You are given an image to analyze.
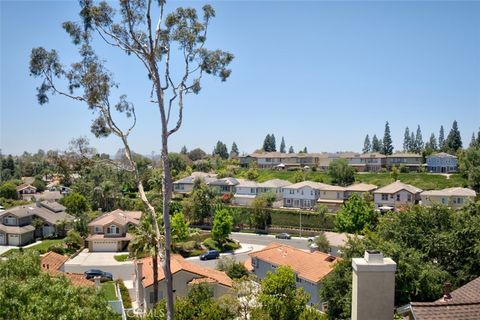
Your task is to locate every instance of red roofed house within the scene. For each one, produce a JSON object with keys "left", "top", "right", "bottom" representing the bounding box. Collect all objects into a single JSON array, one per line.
[
  {"left": 41, "top": 251, "right": 94, "bottom": 287},
  {"left": 134, "top": 254, "right": 233, "bottom": 312},
  {"left": 245, "top": 242, "right": 337, "bottom": 310},
  {"left": 86, "top": 209, "right": 142, "bottom": 252}
]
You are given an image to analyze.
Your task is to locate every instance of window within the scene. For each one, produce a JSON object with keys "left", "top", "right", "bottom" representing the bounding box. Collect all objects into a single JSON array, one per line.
[
  {"left": 407, "top": 194, "right": 412, "bottom": 202},
  {"left": 396, "top": 194, "right": 400, "bottom": 201},
  {"left": 311, "top": 190, "right": 313, "bottom": 196},
  {"left": 337, "top": 192, "right": 340, "bottom": 199},
  {"left": 442, "top": 197, "right": 447, "bottom": 204},
  {"left": 457, "top": 197, "right": 464, "bottom": 204},
  {"left": 290, "top": 190, "right": 294, "bottom": 194},
  {"left": 390, "top": 194, "right": 394, "bottom": 199},
  {"left": 95, "top": 226, "right": 101, "bottom": 233},
  {"left": 250, "top": 188, "right": 255, "bottom": 194},
  {"left": 252, "top": 258, "right": 258, "bottom": 268},
  {"left": 295, "top": 275, "right": 302, "bottom": 283},
  {"left": 286, "top": 199, "right": 291, "bottom": 204},
  {"left": 381, "top": 194, "right": 388, "bottom": 201},
  {"left": 271, "top": 264, "right": 277, "bottom": 269}
]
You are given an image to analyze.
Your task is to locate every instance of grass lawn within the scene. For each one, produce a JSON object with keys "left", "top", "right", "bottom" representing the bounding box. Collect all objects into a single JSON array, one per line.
[
  {"left": 235, "top": 169, "right": 468, "bottom": 190},
  {"left": 114, "top": 254, "right": 129, "bottom": 262},
  {"left": 100, "top": 281, "right": 117, "bottom": 301},
  {"left": 1, "top": 239, "right": 65, "bottom": 257}
]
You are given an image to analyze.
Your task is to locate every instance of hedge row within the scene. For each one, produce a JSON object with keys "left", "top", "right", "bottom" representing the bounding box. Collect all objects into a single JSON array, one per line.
[{"left": 226, "top": 205, "right": 335, "bottom": 230}]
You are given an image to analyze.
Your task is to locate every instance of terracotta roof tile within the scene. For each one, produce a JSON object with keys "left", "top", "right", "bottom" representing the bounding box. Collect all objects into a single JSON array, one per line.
[
  {"left": 249, "top": 242, "right": 337, "bottom": 283},
  {"left": 41, "top": 251, "right": 69, "bottom": 271},
  {"left": 136, "top": 254, "right": 232, "bottom": 288}
]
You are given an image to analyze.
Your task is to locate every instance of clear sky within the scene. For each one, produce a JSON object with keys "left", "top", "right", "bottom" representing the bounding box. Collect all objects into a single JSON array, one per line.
[{"left": 1, "top": 0, "right": 479, "bottom": 156}]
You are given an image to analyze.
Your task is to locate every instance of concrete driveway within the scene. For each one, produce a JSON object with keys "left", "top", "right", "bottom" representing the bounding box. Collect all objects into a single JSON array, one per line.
[
  {"left": 64, "top": 249, "right": 134, "bottom": 281},
  {"left": 0, "top": 245, "right": 17, "bottom": 256}
]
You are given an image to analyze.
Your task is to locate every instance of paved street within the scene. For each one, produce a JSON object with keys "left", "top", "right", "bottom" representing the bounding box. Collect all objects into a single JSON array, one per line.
[{"left": 64, "top": 250, "right": 134, "bottom": 280}]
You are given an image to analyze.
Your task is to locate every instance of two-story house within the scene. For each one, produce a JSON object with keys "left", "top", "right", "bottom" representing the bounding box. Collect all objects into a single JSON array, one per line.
[
  {"left": 233, "top": 180, "right": 260, "bottom": 206},
  {"left": 246, "top": 242, "right": 337, "bottom": 309},
  {"left": 0, "top": 201, "right": 73, "bottom": 246},
  {"left": 426, "top": 152, "right": 458, "bottom": 173},
  {"left": 283, "top": 181, "right": 331, "bottom": 209},
  {"left": 421, "top": 187, "right": 476, "bottom": 208},
  {"left": 317, "top": 185, "right": 347, "bottom": 211},
  {"left": 257, "top": 179, "right": 292, "bottom": 199},
  {"left": 386, "top": 153, "right": 423, "bottom": 171},
  {"left": 208, "top": 177, "right": 240, "bottom": 194},
  {"left": 134, "top": 254, "right": 232, "bottom": 312},
  {"left": 344, "top": 183, "right": 378, "bottom": 199},
  {"left": 173, "top": 172, "right": 217, "bottom": 194},
  {"left": 350, "top": 153, "right": 387, "bottom": 172},
  {"left": 86, "top": 209, "right": 142, "bottom": 252},
  {"left": 373, "top": 181, "right": 423, "bottom": 210}
]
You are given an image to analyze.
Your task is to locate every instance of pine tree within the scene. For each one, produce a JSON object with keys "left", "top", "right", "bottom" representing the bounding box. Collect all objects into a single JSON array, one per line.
[
  {"left": 363, "top": 135, "right": 371, "bottom": 153},
  {"left": 288, "top": 146, "right": 294, "bottom": 153},
  {"left": 379, "top": 139, "right": 384, "bottom": 154},
  {"left": 382, "top": 121, "right": 393, "bottom": 155},
  {"left": 410, "top": 132, "right": 416, "bottom": 152},
  {"left": 469, "top": 133, "right": 476, "bottom": 148},
  {"left": 446, "top": 120, "right": 462, "bottom": 153},
  {"left": 230, "top": 142, "right": 239, "bottom": 157},
  {"left": 303, "top": 147, "right": 308, "bottom": 153},
  {"left": 280, "top": 137, "right": 286, "bottom": 153},
  {"left": 428, "top": 133, "right": 438, "bottom": 151},
  {"left": 414, "top": 125, "right": 424, "bottom": 153},
  {"left": 213, "top": 141, "right": 229, "bottom": 159},
  {"left": 403, "top": 127, "right": 410, "bottom": 152},
  {"left": 270, "top": 134, "right": 277, "bottom": 152},
  {"left": 180, "top": 146, "right": 187, "bottom": 154},
  {"left": 439, "top": 125, "right": 445, "bottom": 150},
  {"left": 372, "top": 135, "right": 380, "bottom": 152},
  {"left": 263, "top": 134, "right": 271, "bottom": 152}
]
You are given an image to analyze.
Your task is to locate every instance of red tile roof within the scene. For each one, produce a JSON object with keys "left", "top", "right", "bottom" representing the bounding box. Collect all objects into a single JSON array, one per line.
[
  {"left": 248, "top": 242, "right": 337, "bottom": 283},
  {"left": 41, "top": 251, "right": 69, "bottom": 271},
  {"left": 136, "top": 254, "right": 232, "bottom": 288}
]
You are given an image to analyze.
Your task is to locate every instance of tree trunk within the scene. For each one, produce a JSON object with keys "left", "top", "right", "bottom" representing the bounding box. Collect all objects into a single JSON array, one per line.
[{"left": 152, "top": 251, "right": 158, "bottom": 305}]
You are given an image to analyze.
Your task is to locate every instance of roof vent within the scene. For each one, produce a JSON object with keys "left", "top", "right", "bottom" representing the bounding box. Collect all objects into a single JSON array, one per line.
[{"left": 364, "top": 250, "right": 384, "bottom": 263}]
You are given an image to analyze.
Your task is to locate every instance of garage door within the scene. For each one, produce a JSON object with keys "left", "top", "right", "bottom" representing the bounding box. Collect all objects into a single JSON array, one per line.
[
  {"left": 8, "top": 234, "right": 20, "bottom": 246},
  {"left": 91, "top": 240, "right": 118, "bottom": 252},
  {"left": 0, "top": 233, "right": 5, "bottom": 245}
]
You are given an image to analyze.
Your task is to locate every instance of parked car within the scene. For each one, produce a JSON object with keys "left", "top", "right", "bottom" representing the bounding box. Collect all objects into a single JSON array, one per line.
[
  {"left": 84, "top": 269, "right": 113, "bottom": 281},
  {"left": 275, "top": 233, "right": 291, "bottom": 239},
  {"left": 200, "top": 250, "right": 220, "bottom": 260}
]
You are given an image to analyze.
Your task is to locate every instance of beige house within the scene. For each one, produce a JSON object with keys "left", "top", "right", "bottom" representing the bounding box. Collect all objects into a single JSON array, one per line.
[
  {"left": 16, "top": 183, "right": 37, "bottom": 195},
  {"left": 0, "top": 202, "right": 73, "bottom": 246},
  {"left": 245, "top": 242, "right": 337, "bottom": 309},
  {"left": 134, "top": 254, "right": 233, "bottom": 312},
  {"left": 173, "top": 172, "right": 217, "bottom": 194},
  {"left": 345, "top": 183, "right": 378, "bottom": 198},
  {"left": 317, "top": 185, "right": 347, "bottom": 211},
  {"left": 386, "top": 153, "right": 423, "bottom": 171},
  {"left": 373, "top": 181, "right": 422, "bottom": 210},
  {"left": 86, "top": 209, "right": 142, "bottom": 252},
  {"left": 421, "top": 187, "right": 476, "bottom": 208}
]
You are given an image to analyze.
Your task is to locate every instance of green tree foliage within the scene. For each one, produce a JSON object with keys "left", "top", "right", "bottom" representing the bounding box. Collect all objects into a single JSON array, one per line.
[
  {"left": 280, "top": 137, "right": 286, "bottom": 153},
  {"left": 213, "top": 141, "right": 229, "bottom": 160},
  {"left": 251, "top": 193, "right": 275, "bottom": 229},
  {"left": 314, "top": 231, "right": 330, "bottom": 253},
  {"left": 458, "top": 146, "right": 480, "bottom": 192},
  {"left": 391, "top": 165, "right": 400, "bottom": 180},
  {"left": 188, "top": 148, "right": 207, "bottom": 161},
  {"left": 403, "top": 127, "right": 410, "bottom": 151},
  {"left": 327, "top": 159, "right": 355, "bottom": 186},
  {"left": 0, "top": 252, "right": 117, "bottom": 320},
  {"left": 216, "top": 256, "right": 248, "bottom": 279},
  {"left": 60, "top": 192, "right": 89, "bottom": 216},
  {"left": 230, "top": 142, "right": 239, "bottom": 158},
  {"left": 0, "top": 182, "right": 18, "bottom": 199},
  {"left": 335, "top": 193, "right": 377, "bottom": 234},
  {"left": 322, "top": 203, "right": 480, "bottom": 319},
  {"left": 413, "top": 125, "right": 424, "bottom": 153},
  {"left": 171, "top": 212, "right": 189, "bottom": 243},
  {"left": 288, "top": 146, "right": 295, "bottom": 154},
  {"left": 64, "top": 229, "right": 84, "bottom": 250},
  {"left": 425, "top": 133, "right": 438, "bottom": 152},
  {"left": 362, "top": 134, "right": 371, "bottom": 153},
  {"left": 258, "top": 266, "right": 309, "bottom": 320},
  {"left": 293, "top": 171, "right": 306, "bottom": 183},
  {"left": 182, "top": 180, "right": 217, "bottom": 224},
  {"left": 32, "top": 177, "right": 46, "bottom": 192},
  {"left": 180, "top": 146, "right": 188, "bottom": 155},
  {"left": 146, "top": 283, "right": 235, "bottom": 320},
  {"left": 168, "top": 153, "right": 190, "bottom": 178},
  {"left": 445, "top": 120, "right": 463, "bottom": 153},
  {"left": 371, "top": 134, "right": 381, "bottom": 153},
  {"left": 439, "top": 125, "right": 445, "bottom": 150},
  {"left": 262, "top": 134, "right": 277, "bottom": 152},
  {"left": 382, "top": 121, "right": 393, "bottom": 155},
  {"left": 212, "top": 208, "right": 233, "bottom": 245}
]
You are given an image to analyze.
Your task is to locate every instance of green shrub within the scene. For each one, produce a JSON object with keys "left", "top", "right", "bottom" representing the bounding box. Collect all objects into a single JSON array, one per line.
[
  {"left": 48, "top": 244, "right": 66, "bottom": 255},
  {"left": 203, "top": 238, "right": 220, "bottom": 251},
  {"left": 116, "top": 280, "right": 132, "bottom": 308}
]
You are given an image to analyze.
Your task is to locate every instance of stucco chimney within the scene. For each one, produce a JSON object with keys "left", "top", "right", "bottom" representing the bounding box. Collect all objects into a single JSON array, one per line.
[
  {"left": 351, "top": 250, "right": 396, "bottom": 320},
  {"left": 136, "top": 260, "right": 144, "bottom": 306}
]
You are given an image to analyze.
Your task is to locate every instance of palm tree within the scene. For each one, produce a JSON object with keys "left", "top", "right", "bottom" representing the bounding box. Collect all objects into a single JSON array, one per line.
[{"left": 129, "top": 214, "right": 163, "bottom": 306}]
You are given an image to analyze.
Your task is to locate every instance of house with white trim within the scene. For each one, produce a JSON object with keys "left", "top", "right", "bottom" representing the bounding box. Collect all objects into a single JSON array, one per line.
[
  {"left": 282, "top": 181, "right": 331, "bottom": 209},
  {"left": 373, "top": 181, "right": 422, "bottom": 210},
  {"left": 421, "top": 187, "right": 476, "bottom": 209},
  {"left": 426, "top": 152, "right": 457, "bottom": 173}
]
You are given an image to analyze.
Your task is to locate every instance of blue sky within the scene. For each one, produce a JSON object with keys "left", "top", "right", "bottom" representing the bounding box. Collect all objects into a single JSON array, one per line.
[{"left": 1, "top": 1, "right": 479, "bottom": 156}]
